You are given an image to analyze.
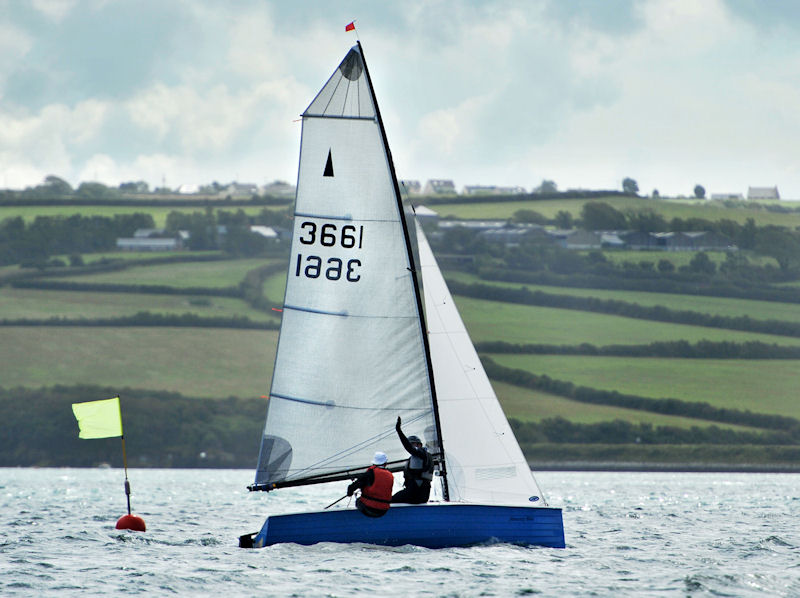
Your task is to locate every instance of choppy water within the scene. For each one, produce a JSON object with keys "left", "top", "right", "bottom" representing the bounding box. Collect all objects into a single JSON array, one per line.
[{"left": 1, "top": 469, "right": 798, "bottom": 596}]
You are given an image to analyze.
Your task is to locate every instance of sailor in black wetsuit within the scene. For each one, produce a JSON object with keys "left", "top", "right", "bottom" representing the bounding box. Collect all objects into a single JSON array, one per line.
[{"left": 391, "top": 416, "right": 434, "bottom": 504}]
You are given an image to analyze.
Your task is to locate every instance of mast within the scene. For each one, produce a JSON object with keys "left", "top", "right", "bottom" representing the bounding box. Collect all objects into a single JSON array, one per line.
[{"left": 356, "top": 41, "right": 450, "bottom": 501}]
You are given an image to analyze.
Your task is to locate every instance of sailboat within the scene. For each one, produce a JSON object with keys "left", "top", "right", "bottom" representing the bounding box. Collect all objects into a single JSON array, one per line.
[{"left": 240, "top": 42, "right": 564, "bottom": 549}]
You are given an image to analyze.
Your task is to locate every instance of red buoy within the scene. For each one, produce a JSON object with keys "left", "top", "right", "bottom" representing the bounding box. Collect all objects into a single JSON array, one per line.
[{"left": 116, "top": 514, "right": 146, "bottom": 532}]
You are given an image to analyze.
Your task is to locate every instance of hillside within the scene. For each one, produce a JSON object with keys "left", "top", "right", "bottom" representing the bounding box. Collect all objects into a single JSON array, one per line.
[{"left": 1, "top": 193, "right": 800, "bottom": 469}]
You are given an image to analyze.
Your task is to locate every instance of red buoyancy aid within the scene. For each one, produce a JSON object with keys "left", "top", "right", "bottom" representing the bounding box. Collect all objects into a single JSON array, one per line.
[{"left": 359, "top": 466, "right": 394, "bottom": 511}]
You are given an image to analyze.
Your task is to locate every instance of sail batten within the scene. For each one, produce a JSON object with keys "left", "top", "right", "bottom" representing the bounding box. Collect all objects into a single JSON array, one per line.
[
  {"left": 281, "top": 305, "right": 349, "bottom": 317},
  {"left": 303, "top": 114, "right": 377, "bottom": 122},
  {"left": 293, "top": 213, "right": 401, "bottom": 223},
  {"left": 270, "top": 393, "right": 428, "bottom": 412}
]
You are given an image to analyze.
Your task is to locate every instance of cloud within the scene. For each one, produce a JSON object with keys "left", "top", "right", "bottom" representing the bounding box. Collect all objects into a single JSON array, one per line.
[
  {"left": 3, "top": 0, "right": 800, "bottom": 198},
  {"left": 31, "top": 0, "right": 77, "bottom": 22},
  {"left": 0, "top": 98, "right": 111, "bottom": 187},
  {"left": 0, "top": 23, "right": 33, "bottom": 93}
]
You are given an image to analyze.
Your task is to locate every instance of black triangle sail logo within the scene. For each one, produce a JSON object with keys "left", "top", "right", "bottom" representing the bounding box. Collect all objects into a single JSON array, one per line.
[{"left": 323, "top": 149, "right": 334, "bottom": 177}]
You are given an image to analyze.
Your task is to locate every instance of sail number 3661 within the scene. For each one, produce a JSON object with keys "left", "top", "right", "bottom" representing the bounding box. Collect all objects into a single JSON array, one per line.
[
  {"left": 295, "top": 221, "right": 363, "bottom": 282},
  {"left": 299, "top": 222, "right": 363, "bottom": 249}
]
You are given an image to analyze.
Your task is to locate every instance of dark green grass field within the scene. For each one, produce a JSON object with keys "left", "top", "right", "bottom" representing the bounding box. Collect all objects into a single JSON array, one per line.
[
  {"left": 0, "top": 287, "right": 276, "bottom": 321},
  {"left": 451, "top": 295, "right": 800, "bottom": 346},
  {"left": 58, "top": 258, "right": 277, "bottom": 288},
  {"left": 490, "top": 354, "right": 800, "bottom": 419},
  {"left": 0, "top": 326, "right": 276, "bottom": 398},
  {"left": 491, "top": 381, "right": 761, "bottom": 431}
]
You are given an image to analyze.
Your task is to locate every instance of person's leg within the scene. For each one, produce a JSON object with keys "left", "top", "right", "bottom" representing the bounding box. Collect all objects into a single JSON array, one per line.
[
  {"left": 391, "top": 487, "right": 414, "bottom": 503},
  {"left": 356, "top": 498, "right": 387, "bottom": 517}
]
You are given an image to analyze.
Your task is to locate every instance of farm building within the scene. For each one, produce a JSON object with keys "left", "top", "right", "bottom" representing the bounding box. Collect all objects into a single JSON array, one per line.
[
  {"left": 424, "top": 179, "right": 457, "bottom": 195},
  {"left": 747, "top": 186, "right": 780, "bottom": 200}
]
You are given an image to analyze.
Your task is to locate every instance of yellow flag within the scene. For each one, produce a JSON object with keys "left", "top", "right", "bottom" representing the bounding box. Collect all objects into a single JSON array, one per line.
[{"left": 72, "top": 397, "right": 123, "bottom": 439}]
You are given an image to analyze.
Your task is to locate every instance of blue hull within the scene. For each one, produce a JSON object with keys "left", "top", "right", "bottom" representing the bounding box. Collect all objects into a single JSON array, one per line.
[{"left": 250, "top": 503, "right": 565, "bottom": 549}]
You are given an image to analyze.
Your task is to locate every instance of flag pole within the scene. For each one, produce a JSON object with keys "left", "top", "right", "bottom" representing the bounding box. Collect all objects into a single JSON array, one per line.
[
  {"left": 121, "top": 434, "right": 131, "bottom": 516},
  {"left": 115, "top": 395, "right": 144, "bottom": 531}
]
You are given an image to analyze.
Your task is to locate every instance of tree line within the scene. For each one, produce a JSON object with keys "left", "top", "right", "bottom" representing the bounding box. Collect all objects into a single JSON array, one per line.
[
  {"left": 420, "top": 190, "right": 628, "bottom": 206},
  {"left": 0, "top": 385, "right": 264, "bottom": 468},
  {"left": 508, "top": 417, "right": 797, "bottom": 446},
  {"left": 0, "top": 312, "right": 277, "bottom": 329},
  {"left": 0, "top": 213, "right": 155, "bottom": 267},
  {"left": 479, "top": 266, "right": 800, "bottom": 304},
  {"left": 0, "top": 207, "right": 294, "bottom": 268},
  {"left": 0, "top": 175, "right": 293, "bottom": 204},
  {"left": 574, "top": 202, "right": 800, "bottom": 271},
  {"left": 433, "top": 201, "right": 800, "bottom": 277},
  {"left": 2, "top": 381, "right": 796, "bottom": 469}
]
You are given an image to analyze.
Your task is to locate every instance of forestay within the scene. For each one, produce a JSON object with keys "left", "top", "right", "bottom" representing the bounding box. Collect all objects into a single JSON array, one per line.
[
  {"left": 416, "top": 223, "right": 547, "bottom": 505},
  {"left": 255, "top": 46, "right": 438, "bottom": 487}
]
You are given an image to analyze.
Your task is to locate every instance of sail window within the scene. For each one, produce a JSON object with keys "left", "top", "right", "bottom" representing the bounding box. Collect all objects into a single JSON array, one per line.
[
  {"left": 339, "top": 50, "right": 363, "bottom": 81},
  {"left": 324, "top": 149, "right": 334, "bottom": 177},
  {"left": 256, "top": 436, "right": 293, "bottom": 483}
]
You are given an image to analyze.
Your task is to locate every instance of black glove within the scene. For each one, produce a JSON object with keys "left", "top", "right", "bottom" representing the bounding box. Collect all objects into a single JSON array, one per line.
[{"left": 347, "top": 484, "right": 355, "bottom": 496}]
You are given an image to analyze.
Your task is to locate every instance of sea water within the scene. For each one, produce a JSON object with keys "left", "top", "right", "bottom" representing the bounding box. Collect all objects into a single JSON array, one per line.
[{"left": 1, "top": 469, "right": 798, "bottom": 597}]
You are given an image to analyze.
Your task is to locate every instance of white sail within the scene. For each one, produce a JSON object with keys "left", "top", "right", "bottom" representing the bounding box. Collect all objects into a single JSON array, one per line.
[
  {"left": 255, "top": 46, "right": 437, "bottom": 486},
  {"left": 416, "top": 222, "right": 547, "bottom": 506}
]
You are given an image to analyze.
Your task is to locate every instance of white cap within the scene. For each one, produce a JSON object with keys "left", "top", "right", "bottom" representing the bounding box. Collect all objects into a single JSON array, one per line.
[{"left": 372, "top": 451, "right": 388, "bottom": 466}]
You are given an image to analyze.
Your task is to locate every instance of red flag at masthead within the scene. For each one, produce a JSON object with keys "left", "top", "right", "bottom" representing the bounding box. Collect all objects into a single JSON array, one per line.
[{"left": 345, "top": 21, "right": 356, "bottom": 32}]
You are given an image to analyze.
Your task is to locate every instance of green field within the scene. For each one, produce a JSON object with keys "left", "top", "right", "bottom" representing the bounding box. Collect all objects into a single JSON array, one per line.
[
  {"left": 490, "top": 354, "right": 800, "bottom": 419},
  {"left": 0, "top": 287, "right": 276, "bottom": 321},
  {"left": 0, "top": 327, "right": 276, "bottom": 398},
  {"left": 450, "top": 295, "right": 800, "bottom": 346},
  {"left": 444, "top": 271, "right": 800, "bottom": 323},
  {"left": 262, "top": 269, "right": 289, "bottom": 303},
  {"left": 265, "top": 269, "right": 800, "bottom": 340},
  {"left": 57, "top": 258, "right": 278, "bottom": 288},
  {"left": 493, "top": 381, "right": 758, "bottom": 431},
  {"left": 431, "top": 197, "right": 800, "bottom": 227}
]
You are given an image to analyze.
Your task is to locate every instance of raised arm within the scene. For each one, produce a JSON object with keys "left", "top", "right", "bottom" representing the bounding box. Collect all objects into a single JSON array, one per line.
[{"left": 396, "top": 417, "right": 425, "bottom": 458}]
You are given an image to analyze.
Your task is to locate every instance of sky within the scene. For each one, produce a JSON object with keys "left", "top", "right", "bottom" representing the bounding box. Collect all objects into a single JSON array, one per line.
[{"left": 2, "top": 0, "right": 800, "bottom": 198}]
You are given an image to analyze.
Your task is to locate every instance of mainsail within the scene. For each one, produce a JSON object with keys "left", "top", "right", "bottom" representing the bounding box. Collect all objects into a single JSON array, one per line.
[{"left": 254, "top": 44, "right": 440, "bottom": 489}]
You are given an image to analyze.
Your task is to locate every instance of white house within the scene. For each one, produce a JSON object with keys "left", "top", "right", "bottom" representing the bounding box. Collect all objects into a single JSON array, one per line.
[
  {"left": 424, "top": 179, "right": 457, "bottom": 195},
  {"left": 250, "top": 226, "right": 279, "bottom": 239},
  {"left": 747, "top": 186, "right": 780, "bottom": 200}
]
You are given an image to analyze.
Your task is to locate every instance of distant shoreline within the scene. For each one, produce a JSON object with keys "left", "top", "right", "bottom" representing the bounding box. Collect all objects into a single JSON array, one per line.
[{"left": 531, "top": 462, "right": 800, "bottom": 473}]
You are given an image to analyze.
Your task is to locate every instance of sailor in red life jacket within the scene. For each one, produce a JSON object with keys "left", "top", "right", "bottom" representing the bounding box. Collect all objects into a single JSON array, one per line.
[{"left": 347, "top": 451, "right": 394, "bottom": 518}]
